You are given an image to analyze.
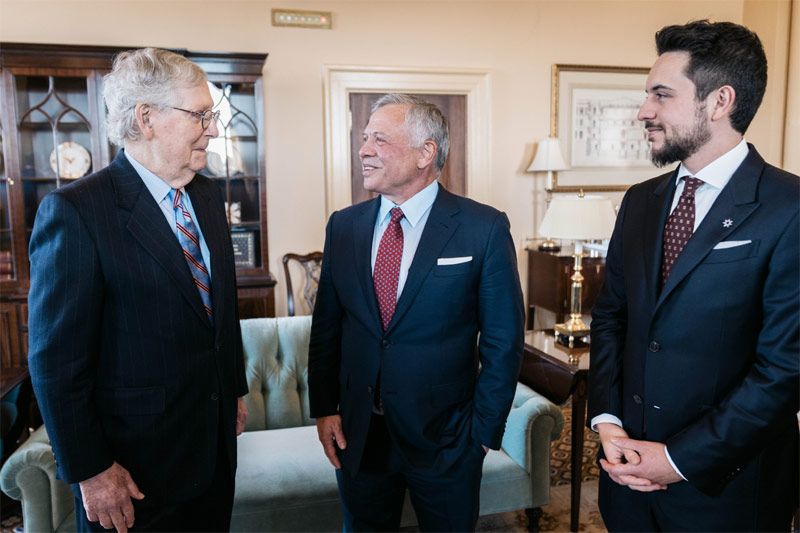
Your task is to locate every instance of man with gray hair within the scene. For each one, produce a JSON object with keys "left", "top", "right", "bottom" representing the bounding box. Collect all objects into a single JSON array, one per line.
[
  {"left": 28, "top": 47, "right": 248, "bottom": 532},
  {"left": 309, "top": 94, "right": 524, "bottom": 530}
]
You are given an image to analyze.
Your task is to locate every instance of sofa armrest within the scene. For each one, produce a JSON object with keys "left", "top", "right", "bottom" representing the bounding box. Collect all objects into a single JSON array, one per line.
[
  {"left": 0, "top": 425, "right": 74, "bottom": 533},
  {"left": 501, "top": 383, "right": 565, "bottom": 472}
]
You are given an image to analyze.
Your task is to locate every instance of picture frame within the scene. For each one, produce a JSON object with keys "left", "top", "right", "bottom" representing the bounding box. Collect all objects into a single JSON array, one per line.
[
  {"left": 550, "top": 64, "right": 663, "bottom": 192},
  {"left": 230, "top": 230, "right": 256, "bottom": 268}
]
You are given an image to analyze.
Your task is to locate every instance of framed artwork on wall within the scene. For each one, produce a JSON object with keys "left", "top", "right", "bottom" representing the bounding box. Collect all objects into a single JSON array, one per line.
[{"left": 550, "top": 64, "right": 668, "bottom": 192}]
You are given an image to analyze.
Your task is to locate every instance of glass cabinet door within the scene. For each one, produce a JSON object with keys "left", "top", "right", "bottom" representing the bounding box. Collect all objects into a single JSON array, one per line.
[
  {"left": 15, "top": 74, "right": 100, "bottom": 244},
  {"left": 207, "top": 81, "right": 263, "bottom": 270},
  {"left": 0, "top": 123, "right": 13, "bottom": 281}
]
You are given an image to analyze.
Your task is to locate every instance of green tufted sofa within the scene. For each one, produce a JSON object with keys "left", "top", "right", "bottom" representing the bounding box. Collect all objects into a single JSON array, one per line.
[{"left": 1, "top": 316, "right": 564, "bottom": 532}]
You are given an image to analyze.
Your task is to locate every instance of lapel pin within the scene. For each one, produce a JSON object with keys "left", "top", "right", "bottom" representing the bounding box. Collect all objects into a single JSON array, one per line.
[{"left": 722, "top": 218, "right": 733, "bottom": 228}]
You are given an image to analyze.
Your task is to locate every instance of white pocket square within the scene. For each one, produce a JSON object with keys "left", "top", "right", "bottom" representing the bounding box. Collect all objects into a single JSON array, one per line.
[
  {"left": 713, "top": 240, "right": 752, "bottom": 250},
  {"left": 437, "top": 256, "right": 472, "bottom": 266}
]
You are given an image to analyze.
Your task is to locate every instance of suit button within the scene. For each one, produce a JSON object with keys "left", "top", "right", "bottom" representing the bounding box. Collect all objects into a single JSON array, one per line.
[
  {"left": 633, "top": 394, "right": 643, "bottom": 404},
  {"left": 648, "top": 341, "right": 660, "bottom": 352},
  {"left": 381, "top": 339, "right": 390, "bottom": 348},
  {"left": 211, "top": 393, "right": 219, "bottom": 401}
]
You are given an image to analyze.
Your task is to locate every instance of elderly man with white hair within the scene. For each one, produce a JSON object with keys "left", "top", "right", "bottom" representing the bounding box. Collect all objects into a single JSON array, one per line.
[{"left": 28, "top": 47, "right": 248, "bottom": 532}]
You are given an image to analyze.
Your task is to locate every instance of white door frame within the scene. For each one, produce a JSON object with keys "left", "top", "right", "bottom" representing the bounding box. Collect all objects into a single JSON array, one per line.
[{"left": 322, "top": 65, "right": 492, "bottom": 215}]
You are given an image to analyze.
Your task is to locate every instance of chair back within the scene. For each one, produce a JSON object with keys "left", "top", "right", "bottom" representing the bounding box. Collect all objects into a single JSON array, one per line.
[
  {"left": 240, "top": 316, "right": 314, "bottom": 431},
  {"left": 282, "top": 252, "right": 323, "bottom": 316}
]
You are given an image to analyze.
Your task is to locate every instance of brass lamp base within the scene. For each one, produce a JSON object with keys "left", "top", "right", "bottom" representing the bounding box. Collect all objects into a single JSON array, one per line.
[
  {"left": 555, "top": 317, "right": 590, "bottom": 349},
  {"left": 538, "top": 238, "right": 561, "bottom": 253}
]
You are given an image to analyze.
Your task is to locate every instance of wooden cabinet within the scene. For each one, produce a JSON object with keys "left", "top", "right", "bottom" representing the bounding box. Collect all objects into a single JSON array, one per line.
[
  {"left": 0, "top": 43, "right": 275, "bottom": 366},
  {"left": 525, "top": 247, "right": 605, "bottom": 330}
]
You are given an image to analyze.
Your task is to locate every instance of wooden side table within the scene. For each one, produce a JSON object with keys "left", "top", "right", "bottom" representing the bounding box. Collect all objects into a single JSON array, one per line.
[
  {"left": 520, "top": 330, "right": 590, "bottom": 533},
  {"left": 526, "top": 247, "right": 605, "bottom": 330}
]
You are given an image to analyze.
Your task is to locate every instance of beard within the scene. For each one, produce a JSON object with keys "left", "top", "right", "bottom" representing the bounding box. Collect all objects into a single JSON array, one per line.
[{"left": 648, "top": 104, "right": 712, "bottom": 167}]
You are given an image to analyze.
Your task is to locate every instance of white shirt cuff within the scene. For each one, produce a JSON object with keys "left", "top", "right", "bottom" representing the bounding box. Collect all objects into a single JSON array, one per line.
[
  {"left": 590, "top": 413, "right": 623, "bottom": 431},
  {"left": 664, "top": 446, "right": 688, "bottom": 481}
]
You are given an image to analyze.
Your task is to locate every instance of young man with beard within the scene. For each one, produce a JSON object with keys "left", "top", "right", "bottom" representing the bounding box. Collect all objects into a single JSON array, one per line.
[{"left": 587, "top": 20, "right": 799, "bottom": 531}]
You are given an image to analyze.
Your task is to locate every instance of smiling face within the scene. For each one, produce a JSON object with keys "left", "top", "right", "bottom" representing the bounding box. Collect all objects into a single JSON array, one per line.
[
  {"left": 147, "top": 83, "right": 219, "bottom": 188},
  {"left": 358, "top": 103, "right": 434, "bottom": 204},
  {"left": 638, "top": 51, "right": 712, "bottom": 167}
]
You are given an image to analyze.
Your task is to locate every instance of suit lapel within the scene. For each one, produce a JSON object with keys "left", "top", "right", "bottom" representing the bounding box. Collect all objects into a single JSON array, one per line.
[
  {"left": 656, "top": 145, "right": 763, "bottom": 309},
  {"left": 387, "top": 187, "right": 459, "bottom": 333},
  {"left": 353, "top": 197, "right": 383, "bottom": 332},
  {"left": 187, "top": 178, "right": 225, "bottom": 335},
  {"left": 113, "top": 152, "right": 212, "bottom": 327}
]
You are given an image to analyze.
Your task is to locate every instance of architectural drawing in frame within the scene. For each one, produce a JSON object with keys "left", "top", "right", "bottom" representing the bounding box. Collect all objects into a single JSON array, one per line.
[{"left": 550, "top": 64, "right": 670, "bottom": 192}]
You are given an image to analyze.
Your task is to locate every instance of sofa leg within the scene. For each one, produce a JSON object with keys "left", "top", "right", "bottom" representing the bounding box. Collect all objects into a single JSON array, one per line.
[{"left": 525, "top": 507, "right": 542, "bottom": 533}]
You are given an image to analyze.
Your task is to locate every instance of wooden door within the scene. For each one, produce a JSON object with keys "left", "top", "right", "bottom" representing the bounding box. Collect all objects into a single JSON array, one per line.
[{"left": 349, "top": 93, "right": 466, "bottom": 205}]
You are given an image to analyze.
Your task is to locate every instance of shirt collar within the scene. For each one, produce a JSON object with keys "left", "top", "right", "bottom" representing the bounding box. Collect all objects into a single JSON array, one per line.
[
  {"left": 378, "top": 180, "right": 439, "bottom": 228},
  {"left": 124, "top": 149, "right": 175, "bottom": 204},
  {"left": 675, "top": 139, "right": 749, "bottom": 190}
]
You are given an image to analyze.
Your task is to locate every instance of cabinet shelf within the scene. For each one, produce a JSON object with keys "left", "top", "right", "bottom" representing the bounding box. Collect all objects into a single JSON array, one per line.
[
  {"left": 19, "top": 175, "right": 85, "bottom": 182},
  {"left": 18, "top": 121, "right": 92, "bottom": 132}
]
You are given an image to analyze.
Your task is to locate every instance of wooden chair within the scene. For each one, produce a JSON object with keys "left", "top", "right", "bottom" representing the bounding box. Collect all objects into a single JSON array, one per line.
[{"left": 282, "top": 252, "right": 323, "bottom": 316}]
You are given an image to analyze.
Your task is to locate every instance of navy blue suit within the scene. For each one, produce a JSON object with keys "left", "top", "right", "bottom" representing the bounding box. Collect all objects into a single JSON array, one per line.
[
  {"left": 309, "top": 186, "right": 524, "bottom": 529},
  {"left": 28, "top": 152, "right": 247, "bottom": 528},
  {"left": 588, "top": 145, "right": 799, "bottom": 531}
]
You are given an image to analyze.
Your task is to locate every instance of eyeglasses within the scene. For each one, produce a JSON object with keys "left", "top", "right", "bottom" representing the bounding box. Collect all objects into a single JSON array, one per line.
[{"left": 169, "top": 107, "right": 220, "bottom": 130}]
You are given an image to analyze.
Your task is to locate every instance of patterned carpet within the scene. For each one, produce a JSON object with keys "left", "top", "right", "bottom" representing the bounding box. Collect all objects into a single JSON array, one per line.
[
  {"left": 471, "top": 400, "right": 606, "bottom": 532},
  {"left": 549, "top": 400, "right": 601, "bottom": 486}
]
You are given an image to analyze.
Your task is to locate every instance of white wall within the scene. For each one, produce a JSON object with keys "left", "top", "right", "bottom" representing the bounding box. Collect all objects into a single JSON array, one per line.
[{"left": 3, "top": 0, "right": 791, "bottom": 316}]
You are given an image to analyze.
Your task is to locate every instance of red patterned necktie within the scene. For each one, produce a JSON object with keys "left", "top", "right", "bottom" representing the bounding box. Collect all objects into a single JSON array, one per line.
[
  {"left": 662, "top": 176, "right": 704, "bottom": 284},
  {"left": 373, "top": 207, "right": 405, "bottom": 331},
  {"left": 171, "top": 189, "right": 213, "bottom": 322}
]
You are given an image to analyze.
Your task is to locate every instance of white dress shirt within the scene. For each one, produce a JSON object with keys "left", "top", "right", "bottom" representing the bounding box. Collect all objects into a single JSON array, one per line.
[
  {"left": 371, "top": 180, "right": 439, "bottom": 298},
  {"left": 125, "top": 150, "right": 212, "bottom": 276},
  {"left": 590, "top": 139, "right": 750, "bottom": 480}
]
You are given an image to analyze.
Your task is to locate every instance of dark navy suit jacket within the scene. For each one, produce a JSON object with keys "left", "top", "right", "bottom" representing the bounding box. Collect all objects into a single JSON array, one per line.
[
  {"left": 589, "top": 145, "right": 799, "bottom": 508},
  {"left": 28, "top": 152, "right": 247, "bottom": 503},
  {"left": 308, "top": 186, "right": 524, "bottom": 474}
]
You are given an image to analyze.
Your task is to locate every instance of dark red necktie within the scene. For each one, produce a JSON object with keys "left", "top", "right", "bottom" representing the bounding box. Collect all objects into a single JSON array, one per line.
[
  {"left": 373, "top": 207, "right": 405, "bottom": 330},
  {"left": 662, "top": 176, "right": 704, "bottom": 284}
]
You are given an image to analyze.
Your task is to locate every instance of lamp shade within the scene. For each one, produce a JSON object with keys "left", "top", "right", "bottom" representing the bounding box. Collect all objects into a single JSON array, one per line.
[
  {"left": 538, "top": 195, "right": 617, "bottom": 240},
  {"left": 527, "top": 137, "right": 569, "bottom": 172}
]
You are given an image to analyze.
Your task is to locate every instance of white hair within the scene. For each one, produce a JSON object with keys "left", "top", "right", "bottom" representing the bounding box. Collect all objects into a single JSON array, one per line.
[
  {"left": 371, "top": 93, "right": 450, "bottom": 172},
  {"left": 103, "top": 48, "right": 207, "bottom": 146}
]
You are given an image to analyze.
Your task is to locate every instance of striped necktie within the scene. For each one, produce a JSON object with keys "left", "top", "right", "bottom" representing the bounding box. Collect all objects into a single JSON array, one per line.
[{"left": 171, "top": 188, "right": 213, "bottom": 322}]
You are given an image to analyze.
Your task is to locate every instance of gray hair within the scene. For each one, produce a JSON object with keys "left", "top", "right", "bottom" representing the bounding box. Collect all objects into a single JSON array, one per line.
[
  {"left": 103, "top": 48, "right": 207, "bottom": 146},
  {"left": 371, "top": 94, "right": 450, "bottom": 172}
]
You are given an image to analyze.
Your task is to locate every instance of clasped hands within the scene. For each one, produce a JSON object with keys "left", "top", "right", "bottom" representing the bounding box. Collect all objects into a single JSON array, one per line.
[{"left": 596, "top": 423, "right": 682, "bottom": 492}]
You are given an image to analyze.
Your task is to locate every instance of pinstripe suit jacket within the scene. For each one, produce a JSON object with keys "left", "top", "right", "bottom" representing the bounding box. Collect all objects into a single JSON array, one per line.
[{"left": 28, "top": 151, "right": 247, "bottom": 503}]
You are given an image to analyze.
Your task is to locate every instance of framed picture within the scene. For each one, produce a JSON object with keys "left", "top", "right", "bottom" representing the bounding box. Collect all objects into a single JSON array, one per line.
[
  {"left": 550, "top": 64, "right": 665, "bottom": 192},
  {"left": 231, "top": 230, "right": 256, "bottom": 268}
]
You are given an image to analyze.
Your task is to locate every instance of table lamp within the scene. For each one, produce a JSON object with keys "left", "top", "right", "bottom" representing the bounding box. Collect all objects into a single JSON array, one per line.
[
  {"left": 527, "top": 137, "right": 569, "bottom": 252},
  {"left": 538, "top": 194, "right": 616, "bottom": 346}
]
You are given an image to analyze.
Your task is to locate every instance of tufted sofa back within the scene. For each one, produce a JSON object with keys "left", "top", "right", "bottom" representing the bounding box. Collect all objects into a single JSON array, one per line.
[{"left": 240, "top": 316, "right": 314, "bottom": 431}]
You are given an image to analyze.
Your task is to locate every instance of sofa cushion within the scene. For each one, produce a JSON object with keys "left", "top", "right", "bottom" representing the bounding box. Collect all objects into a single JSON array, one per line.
[
  {"left": 232, "top": 424, "right": 535, "bottom": 530},
  {"left": 232, "top": 426, "right": 341, "bottom": 531},
  {"left": 241, "top": 317, "right": 314, "bottom": 431}
]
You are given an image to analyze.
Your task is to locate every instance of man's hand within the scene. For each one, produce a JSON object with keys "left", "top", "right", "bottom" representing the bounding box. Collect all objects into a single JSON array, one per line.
[
  {"left": 601, "top": 437, "right": 682, "bottom": 490},
  {"left": 596, "top": 423, "right": 665, "bottom": 492},
  {"left": 78, "top": 462, "right": 145, "bottom": 532},
  {"left": 315, "top": 414, "right": 347, "bottom": 469},
  {"left": 236, "top": 397, "right": 248, "bottom": 436}
]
